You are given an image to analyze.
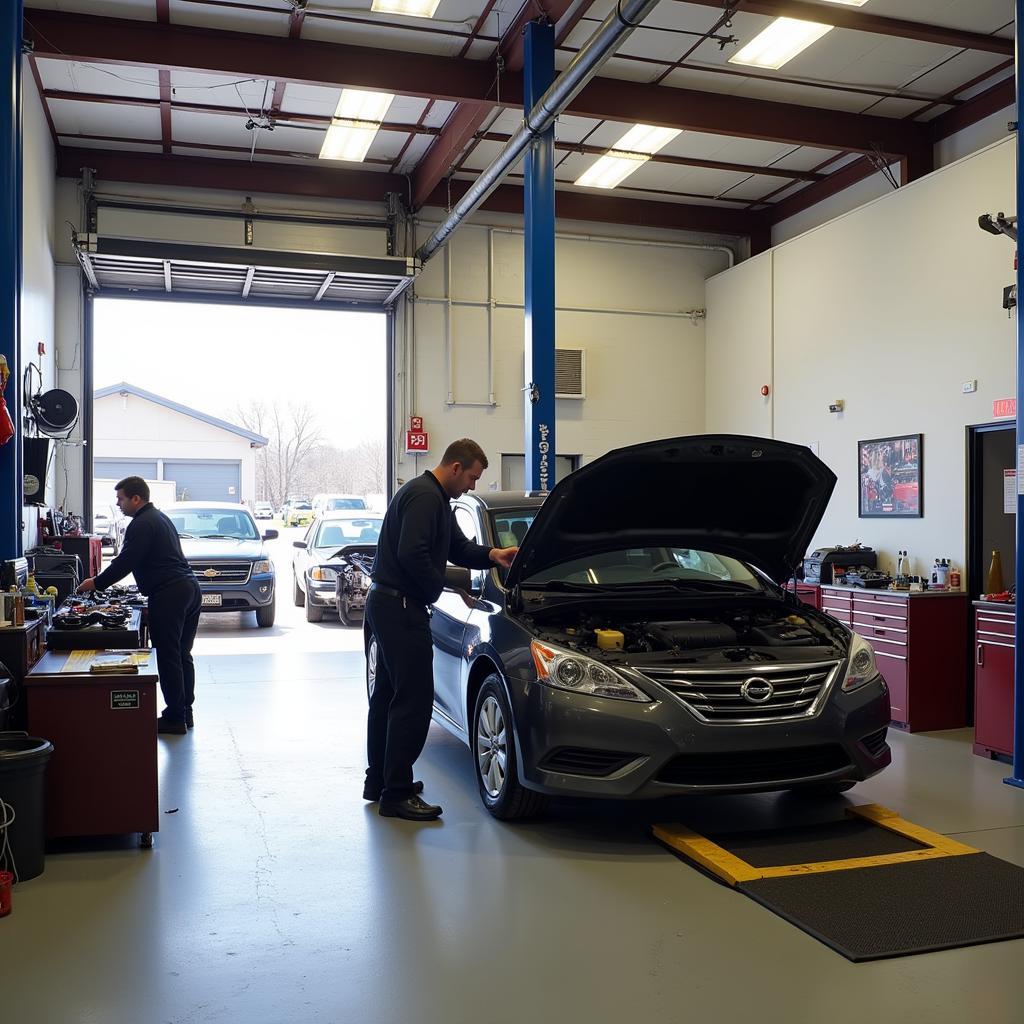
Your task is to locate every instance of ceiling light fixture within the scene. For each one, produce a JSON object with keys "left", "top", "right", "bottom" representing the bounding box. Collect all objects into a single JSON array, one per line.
[
  {"left": 575, "top": 123, "right": 681, "bottom": 189},
  {"left": 371, "top": 0, "right": 442, "bottom": 17},
  {"left": 319, "top": 89, "right": 395, "bottom": 163},
  {"left": 728, "top": 17, "right": 832, "bottom": 70},
  {"left": 821, "top": 0, "right": 869, "bottom": 5}
]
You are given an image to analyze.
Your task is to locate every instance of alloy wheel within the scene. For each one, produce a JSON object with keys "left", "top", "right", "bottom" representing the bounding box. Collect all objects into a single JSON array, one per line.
[
  {"left": 476, "top": 695, "right": 507, "bottom": 798},
  {"left": 366, "top": 638, "right": 377, "bottom": 700}
]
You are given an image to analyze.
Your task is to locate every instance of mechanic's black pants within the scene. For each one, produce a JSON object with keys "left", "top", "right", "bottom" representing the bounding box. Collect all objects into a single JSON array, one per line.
[
  {"left": 364, "top": 589, "right": 434, "bottom": 802},
  {"left": 148, "top": 577, "right": 203, "bottom": 723}
]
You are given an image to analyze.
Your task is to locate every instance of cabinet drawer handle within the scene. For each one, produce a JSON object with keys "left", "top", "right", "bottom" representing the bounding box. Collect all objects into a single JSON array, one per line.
[
  {"left": 977, "top": 644, "right": 984, "bottom": 667},
  {"left": 875, "top": 628, "right": 886, "bottom": 636},
  {"left": 873, "top": 615, "right": 884, "bottom": 621}
]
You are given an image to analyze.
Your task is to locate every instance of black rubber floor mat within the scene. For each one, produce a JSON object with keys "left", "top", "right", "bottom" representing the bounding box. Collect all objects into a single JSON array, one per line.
[
  {"left": 740, "top": 853, "right": 1024, "bottom": 961},
  {"left": 709, "top": 818, "right": 925, "bottom": 868}
]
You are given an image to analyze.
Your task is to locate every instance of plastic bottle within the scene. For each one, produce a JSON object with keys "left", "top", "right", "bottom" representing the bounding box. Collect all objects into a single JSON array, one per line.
[
  {"left": 26, "top": 573, "right": 38, "bottom": 595},
  {"left": 949, "top": 564, "right": 961, "bottom": 591},
  {"left": 987, "top": 549, "right": 1004, "bottom": 594}
]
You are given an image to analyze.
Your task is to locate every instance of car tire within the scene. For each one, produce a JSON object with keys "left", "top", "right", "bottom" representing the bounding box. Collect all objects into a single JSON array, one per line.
[
  {"left": 305, "top": 598, "right": 324, "bottom": 623},
  {"left": 472, "top": 675, "right": 547, "bottom": 821},
  {"left": 292, "top": 572, "right": 305, "bottom": 607},
  {"left": 256, "top": 597, "right": 276, "bottom": 628}
]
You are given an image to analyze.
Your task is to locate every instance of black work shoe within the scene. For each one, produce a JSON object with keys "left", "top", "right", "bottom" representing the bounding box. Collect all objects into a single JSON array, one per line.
[
  {"left": 363, "top": 780, "right": 424, "bottom": 802},
  {"left": 157, "top": 717, "right": 187, "bottom": 736},
  {"left": 378, "top": 794, "right": 442, "bottom": 821},
  {"left": 185, "top": 708, "right": 194, "bottom": 729}
]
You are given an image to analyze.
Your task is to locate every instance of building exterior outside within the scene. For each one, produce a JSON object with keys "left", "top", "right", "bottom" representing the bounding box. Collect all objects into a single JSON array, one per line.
[{"left": 93, "top": 383, "right": 268, "bottom": 504}]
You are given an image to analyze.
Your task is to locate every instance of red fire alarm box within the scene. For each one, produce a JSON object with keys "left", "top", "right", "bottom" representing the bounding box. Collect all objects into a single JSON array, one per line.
[
  {"left": 410, "top": 416, "right": 423, "bottom": 431},
  {"left": 406, "top": 431, "right": 429, "bottom": 454}
]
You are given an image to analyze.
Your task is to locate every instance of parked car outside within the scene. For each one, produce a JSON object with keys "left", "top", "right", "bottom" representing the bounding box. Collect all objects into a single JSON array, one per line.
[
  {"left": 292, "top": 512, "right": 383, "bottom": 624},
  {"left": 92, "top": 504, "right": 127, "bottom": 554},
  {"left": 365, "top": 435, "right": 892, "bottom": 819},
  {"left": 165, "top": 501, "right": 278, "bottom": 628},
  {"left": 282, "top": 499, "right": 314, "bottom": 528},
  {"left": 311, "top": 493, "right": 368, "bottom": 518},
  {"left": 253, "top": 501, "right": 275, "bottom": 520}
]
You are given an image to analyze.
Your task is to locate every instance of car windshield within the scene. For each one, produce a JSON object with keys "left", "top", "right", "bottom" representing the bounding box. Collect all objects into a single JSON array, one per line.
[
  {"left": 325, "top": 498, "right": 365, "bottom": 510},
  {"left": 167, "top": 509, "right": 259, "bottom": 540},
  {"left": 313, "top": 517, "right": 383, "bottom": 549},
  {"left": 291, "top": 501, "right": 312, "bottom": 510}
]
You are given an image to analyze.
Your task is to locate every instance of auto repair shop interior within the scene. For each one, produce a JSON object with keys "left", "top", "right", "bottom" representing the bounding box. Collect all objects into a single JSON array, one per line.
[{"left": 1, "top": 0, "right": 1024, "bottom": 1020}]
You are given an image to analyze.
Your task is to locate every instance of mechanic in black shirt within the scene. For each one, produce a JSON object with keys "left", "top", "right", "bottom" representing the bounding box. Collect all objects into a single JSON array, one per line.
[
  {"left": 365, "top": 438, "right": 517, "bottom": 821},
  {"left": 78, "top": 476, "right": 202, "bottom": 736}
]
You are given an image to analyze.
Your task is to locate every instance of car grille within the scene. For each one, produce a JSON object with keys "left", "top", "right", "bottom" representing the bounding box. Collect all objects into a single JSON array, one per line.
[
  {"left": 189, "top": 561, "right": 252, "bottom": 586},
  {"left": 657, "top": 745, "right": 852, "bottom": 787},
  {"left": 539, "top": 748, "right": 642, "bottom": 777},
  {"left": 637, "top": 660, "right": 842, "bottom": 725},
  {"left": 860, "top": 727, "right": 889, "bottom": 758}
]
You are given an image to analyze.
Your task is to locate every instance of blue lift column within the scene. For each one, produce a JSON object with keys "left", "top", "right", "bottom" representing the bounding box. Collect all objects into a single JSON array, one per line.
[
  {"left": 0, "top": 0, "right": 24, "bottom": 558},
  {"left": 523, "top": 21, "right": 556, "bottom": 493},
  {"left": 1009, "top": 0, "right": 1024, "bottom": 789}
]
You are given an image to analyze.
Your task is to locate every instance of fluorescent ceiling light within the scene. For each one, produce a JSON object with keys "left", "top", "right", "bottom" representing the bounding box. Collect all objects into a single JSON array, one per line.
[
  {"left": 576, "top": 153, "right": 649, "bottom": 190},
  {"left": 371, "top": 0, "right": 442, "bottom": 17},
  {"left": 574, "top": 123, "right": 681, "bottom": 189},
  {"left": 729, "top": 18, "right": 833, "bottom": 70},
  {"left": 319, "top": 89, "right": 395, "bottom": 163},
  {"left": 821, "top": 1, "right": 868, "bottom": 5}
]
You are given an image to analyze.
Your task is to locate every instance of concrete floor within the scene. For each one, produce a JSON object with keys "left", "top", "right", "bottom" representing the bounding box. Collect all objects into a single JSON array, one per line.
[{"left": 3, "top": 595, "right": 1024, "bottom": 1024}]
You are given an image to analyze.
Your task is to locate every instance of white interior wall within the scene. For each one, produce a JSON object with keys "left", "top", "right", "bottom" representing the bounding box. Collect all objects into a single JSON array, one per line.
[
  {"left": 403, "top": 218, "right": 731, "bottom": 489},
  {"left": 706, "top": 137, "right": 1016, "bottom": 580},
  {"left": 21, "top": 63, "right": 56, "bottom": 546}
]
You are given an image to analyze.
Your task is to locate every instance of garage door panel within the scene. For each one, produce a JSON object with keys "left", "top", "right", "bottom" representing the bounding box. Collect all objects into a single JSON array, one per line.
[
  {"left": 164, "top": 461, "right": 241, "bottom": 502},
  {"left": 94, "top": 459, "right": 159, "bottom": 479}
]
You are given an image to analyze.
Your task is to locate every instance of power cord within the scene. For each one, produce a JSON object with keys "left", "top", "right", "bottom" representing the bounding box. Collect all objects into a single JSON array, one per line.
[{"left": 0, "top": 798, "right": 18, "bottom": 884}]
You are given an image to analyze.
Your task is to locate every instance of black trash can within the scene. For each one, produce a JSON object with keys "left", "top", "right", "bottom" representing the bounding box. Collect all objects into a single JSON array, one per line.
[{"left": 0, "top": 733, "right": 54, "bottom": 882}]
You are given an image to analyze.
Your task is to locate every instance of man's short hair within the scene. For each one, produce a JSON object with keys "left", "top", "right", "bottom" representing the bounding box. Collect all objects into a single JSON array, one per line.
[
  {"left": 440, "top": 438, "right": 488, "bottom": 470},
  {"left": 116, "top": 476, "right": 150, "bottom": 502}
]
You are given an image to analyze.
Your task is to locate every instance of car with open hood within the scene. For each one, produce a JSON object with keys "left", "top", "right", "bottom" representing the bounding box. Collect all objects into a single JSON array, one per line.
[
  {"left": 292, "top": 512, "right": 383, "bottom": 624},
  {"left": 365, "top": 435, "right": 891, "bottom": 819},
  {"left": 165, "top": 501, "right": 278, "bottom": 628}
]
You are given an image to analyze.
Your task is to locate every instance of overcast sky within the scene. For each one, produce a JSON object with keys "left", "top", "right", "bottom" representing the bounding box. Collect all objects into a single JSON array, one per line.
[{"left": 93, "top": 298, "right": 386, "bottom": 447}]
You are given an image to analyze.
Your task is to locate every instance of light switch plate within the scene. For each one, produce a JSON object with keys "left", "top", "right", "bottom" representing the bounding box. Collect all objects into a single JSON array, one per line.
[{"left": 962, "top": 379, "right": 978, "bottom": 394}]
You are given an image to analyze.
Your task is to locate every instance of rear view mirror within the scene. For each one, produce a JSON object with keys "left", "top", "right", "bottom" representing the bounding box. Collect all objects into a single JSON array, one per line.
[
  {"left": 263, "top": 529, "right": 279, "bottom": 540},
  {"left": 292, "top": 539, "right": 306, "bottom": 549},
  {"left": 444, "top": 566, "right": 472, "bottom": 592}
]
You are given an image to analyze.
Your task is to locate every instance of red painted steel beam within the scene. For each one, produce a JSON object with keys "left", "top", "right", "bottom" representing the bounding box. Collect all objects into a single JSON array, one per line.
[
  {"left": 681, "top": 0, "right": 1013, "bottom": 56},
  {"left": 411, "top": 0, "right": 581, "bottom": 210},
  {"left": 930, "top": 75, "right": 1015, "bottom": 141},
  {"left": 155, "top": 0, "right": 169, "bottom": 24},
  {"left": 288, "top": 4, "right": 306, "bottom": 40},
  {"left": 24, "top": 9, "right": 496, "bottom": 104},
  {"left": 158, "top": 70, "right": 172, "bottom": 154},
  {"left": 55, "top": 146, "right": 761, "bottom": 238},
  {"left": 765, "top": 155, "right": 876, "bottom": 227},
  {"left": 25, "top": 9, "right": 928, "bottom": 162}
]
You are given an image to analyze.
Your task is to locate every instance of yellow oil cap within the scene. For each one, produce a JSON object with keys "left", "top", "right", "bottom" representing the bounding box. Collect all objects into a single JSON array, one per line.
[{"left": 595, "top": 629, "right": 624, "bottom": 651}]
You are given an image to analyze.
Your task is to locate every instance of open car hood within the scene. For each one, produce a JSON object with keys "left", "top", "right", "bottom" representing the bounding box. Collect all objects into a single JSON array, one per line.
[{"left": 505, "top": 435, "right": 836, "bottom": 588}]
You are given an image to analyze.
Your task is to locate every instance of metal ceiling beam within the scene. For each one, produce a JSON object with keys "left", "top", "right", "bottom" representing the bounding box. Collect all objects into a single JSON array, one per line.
[
  {"left": 24, "top": 9, "right": 928, "bottom": 161},
  {"left": 681, "top": 0, "right": 1013, "bottom": 56},
  {"left": 411, "top": 0, "right": 581, "bottom": 210},
  {"left": 158, "top": 70, "right": 171, "bottom": 154},
  {"left": 56, "top": 146, "right": 757, "bottom": 237},
  {"left": 930, "top": 75, "right": 1015, "bottom": 141}
]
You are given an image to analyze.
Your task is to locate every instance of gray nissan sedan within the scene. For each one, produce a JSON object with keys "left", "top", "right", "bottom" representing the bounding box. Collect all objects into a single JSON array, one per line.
[{"left": 366, "top": 435, "right": 892, "bottom": 819}]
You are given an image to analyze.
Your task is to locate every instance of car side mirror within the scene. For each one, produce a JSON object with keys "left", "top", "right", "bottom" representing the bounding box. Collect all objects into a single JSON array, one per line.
[
  {"left": 263, "top": 529, "right": 279, "bottom": 541},
  {"left": 292, "top": 539, "right": 306, "bottom": 549},
  {"left": 444, "top": 565, "right": 472, "bottom": 592}
]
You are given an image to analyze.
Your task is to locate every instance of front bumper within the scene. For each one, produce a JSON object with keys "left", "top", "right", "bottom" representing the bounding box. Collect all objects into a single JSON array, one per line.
[
  {"left": 197, "top": 574, "right": 276, "bottom": 612},
  {"left": 512, "top": 673, "right": 891, "bottom": 798}
]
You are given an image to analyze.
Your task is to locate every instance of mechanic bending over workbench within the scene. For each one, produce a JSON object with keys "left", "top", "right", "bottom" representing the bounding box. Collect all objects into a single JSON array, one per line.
[{"left": 78, "top": 475, "right": 203, "bottom": 736}]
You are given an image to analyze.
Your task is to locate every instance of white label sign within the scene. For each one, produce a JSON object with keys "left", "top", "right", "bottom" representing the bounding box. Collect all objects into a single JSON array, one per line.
[{"left": 1005, "top": 469, "right": 1017, "bottom": 514}]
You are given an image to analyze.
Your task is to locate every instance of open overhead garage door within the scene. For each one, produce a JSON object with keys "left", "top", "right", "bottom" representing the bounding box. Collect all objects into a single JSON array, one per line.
[{"left": 74, "top": 235, "right": 418, "bottom": 309}]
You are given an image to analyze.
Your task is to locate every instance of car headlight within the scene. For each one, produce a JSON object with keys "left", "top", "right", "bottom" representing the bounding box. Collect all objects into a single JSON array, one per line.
[
  {"left": 310, "top": 566, "right": 338, "bottom": 582},
  {"left": 252, "top": 559, "right": 272, "bottom": 575},
  {"left": 530, "top": 640, "right": 651, "bottom": 702},
  {"left": 841, "top": 632, "right": 880, "bottom": 692}
]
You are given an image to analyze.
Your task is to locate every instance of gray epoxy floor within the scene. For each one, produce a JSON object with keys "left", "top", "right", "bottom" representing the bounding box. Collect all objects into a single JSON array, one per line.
[{"left": 3, "top": 612, "right": 1024, "bottom": 1024}]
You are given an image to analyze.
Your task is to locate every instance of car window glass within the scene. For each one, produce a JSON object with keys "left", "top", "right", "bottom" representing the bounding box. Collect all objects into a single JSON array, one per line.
[
  {"left": 169, "top": 509, "right": 259, "bottom": 540},
  {"left": 454, "top": 506, "right": 480, "bottom": 544},
  {"left": 525, "top": 547, "right": 762, "bottom": 589},
  {"left": 326, "top": 497, "right": 366, "bottom": 510},
  {"left": 313, "top": 517, "right": 383, "bottom": 548},
  {"left": 490, "top": 510, "right": 537, "bottom": 550}
]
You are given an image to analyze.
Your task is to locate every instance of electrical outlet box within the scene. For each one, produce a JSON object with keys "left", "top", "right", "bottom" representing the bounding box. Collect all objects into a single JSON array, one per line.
[{"left": 962, "top": 379, "right": 978, "bottom": 394}]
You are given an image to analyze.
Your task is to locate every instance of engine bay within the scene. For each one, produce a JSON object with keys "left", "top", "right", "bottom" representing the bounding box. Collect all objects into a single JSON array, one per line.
[{"left": 524, "top": 598, "right": 845, "bottom": 659}]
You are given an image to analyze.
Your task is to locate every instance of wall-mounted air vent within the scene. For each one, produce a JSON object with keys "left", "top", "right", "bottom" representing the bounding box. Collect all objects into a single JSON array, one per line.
[{"left": 555, "top": 348, "right": 585, "bottom": 399}]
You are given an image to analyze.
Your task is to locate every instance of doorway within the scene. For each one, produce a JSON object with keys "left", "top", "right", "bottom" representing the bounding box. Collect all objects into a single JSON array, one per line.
[{"left": 967, "top": 422, "right": 1015, "bottom": 600}]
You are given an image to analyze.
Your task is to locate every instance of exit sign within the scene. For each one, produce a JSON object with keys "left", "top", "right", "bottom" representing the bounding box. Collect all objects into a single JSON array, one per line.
[{"left": 994, "top": 398, "right": 1017, "bottom": 419}]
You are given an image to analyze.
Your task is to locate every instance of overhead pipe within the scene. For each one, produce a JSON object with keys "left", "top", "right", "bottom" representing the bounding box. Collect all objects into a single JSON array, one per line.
[{"left": 415, "top": 0, "right": 666, "bottom": 266}]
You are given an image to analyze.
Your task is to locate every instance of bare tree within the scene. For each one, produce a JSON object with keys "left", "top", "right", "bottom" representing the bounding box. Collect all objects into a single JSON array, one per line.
[{"left": 236, "top": 400, "right": 323, "bottom": 507}]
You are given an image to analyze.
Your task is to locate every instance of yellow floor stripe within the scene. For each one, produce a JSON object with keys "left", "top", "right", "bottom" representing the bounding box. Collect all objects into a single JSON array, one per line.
[{"left": 653, "top": 804, "right": 980, "bottom": 886}]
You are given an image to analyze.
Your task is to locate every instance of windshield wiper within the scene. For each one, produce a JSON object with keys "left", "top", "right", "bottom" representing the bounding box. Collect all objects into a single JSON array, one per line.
[
  {"left": 202, "top": 534, "right": 243, "bottom": 540},
  {"left": 177, "top": 533, "right": 195, "bottom": 539},
  {"left": 639, "top": 578, "right": 757, "bottom": 592},
  {"left": 528, "top": 580, "right": 620, "bottom": 592}
]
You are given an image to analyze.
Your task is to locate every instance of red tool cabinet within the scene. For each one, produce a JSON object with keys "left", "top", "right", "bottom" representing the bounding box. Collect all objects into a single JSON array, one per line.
[
  {"left": 25, "top": 649, "right": 159, "bottom": 847},
  {"left": 973, "top": 601, "right": 1015, "bottom": 760}
]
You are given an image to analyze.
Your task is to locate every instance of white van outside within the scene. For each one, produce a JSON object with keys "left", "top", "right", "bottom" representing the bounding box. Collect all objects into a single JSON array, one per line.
[{"left": 311, "top": 493, "right": 368, "bottom": 518}]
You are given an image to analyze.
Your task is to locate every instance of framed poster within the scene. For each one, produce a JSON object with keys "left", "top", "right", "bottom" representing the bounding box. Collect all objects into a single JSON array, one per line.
[{"left": 858, "top": 434, "right": 923, "bottom": 518}]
